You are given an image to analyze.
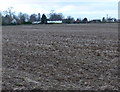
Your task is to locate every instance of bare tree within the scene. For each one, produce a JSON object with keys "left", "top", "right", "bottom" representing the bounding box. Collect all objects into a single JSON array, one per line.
[
  {"left": 18, "top": 12, "right": 29, "bottom": 24},
  {"left": 30, "top": 14, "right": 37, "bottom": 23},
  {"left": 3, "top": 7, "right": 15, "bottom": 18},
  {"left": 49, "top": 10, "right": 64, "bottom": 20},
  {"left": 63, "top": 16, "right": 74, "bottom": 24},
  {"left": 2, "top": 15, "right": 12, "bottom": 25},
  {"left": 2, "top": 7, "right": 15, "bottom": 24}
]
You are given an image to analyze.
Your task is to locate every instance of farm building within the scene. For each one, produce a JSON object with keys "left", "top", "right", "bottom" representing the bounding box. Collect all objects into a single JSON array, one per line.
[
  {"left": 32, "top": 21, "right": 41, "bottom": 24},
  {"left": 47, "top": 20, "right": 62, "bottom": 24},
  {"left": 106, "top": 18, "right": 115, "bottom": 22},
  {"left": 11, "top": 19, "right": 17, "bottom": 24},
  {"left": 90, "top": 19, "right": 101, "bottom": 23}
]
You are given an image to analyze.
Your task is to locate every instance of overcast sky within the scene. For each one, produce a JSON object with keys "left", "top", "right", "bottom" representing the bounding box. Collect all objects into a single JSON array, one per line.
[{"left": 0, "top": 0, "right": 119, "bottom": 19}]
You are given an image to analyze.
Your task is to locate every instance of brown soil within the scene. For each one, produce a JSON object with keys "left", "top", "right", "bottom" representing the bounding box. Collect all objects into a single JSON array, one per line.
[{"left": 2, "top": 23, "right": 119, "bottom": 90}]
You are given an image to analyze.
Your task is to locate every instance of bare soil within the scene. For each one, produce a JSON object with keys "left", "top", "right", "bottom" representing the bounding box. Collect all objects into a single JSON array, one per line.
[{"left": 2, "top": 23, "right": 119, "bottom": 90}]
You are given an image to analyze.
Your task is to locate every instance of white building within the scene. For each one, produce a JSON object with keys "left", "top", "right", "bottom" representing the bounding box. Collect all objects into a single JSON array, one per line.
[
  {"left": 32, "top": 21, "right": 41, "bottom": 24},
  {"left": 107, "top": 18, "right": 114, "bottom": 22},
  {"left": 11, "top": 19, "right": 17, "bottom": 24},
  {"left": 47, "top": 20, "right": 62, "bottom": 24}
]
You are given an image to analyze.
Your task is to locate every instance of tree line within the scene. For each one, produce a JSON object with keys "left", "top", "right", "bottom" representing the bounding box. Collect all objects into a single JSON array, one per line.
[{"left": 0, "top": 7, "right": 118, "bottom": 25}]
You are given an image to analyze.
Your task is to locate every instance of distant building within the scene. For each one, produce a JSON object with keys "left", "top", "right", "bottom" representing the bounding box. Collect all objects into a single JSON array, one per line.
[
  {"left": 90, "top": 19, "right": 101, "bottom": 23},
  {"left": 32, "top": 21, "right": 41, "bottom": 24},
  {"left": 11, "top": 19, "right": 17, "bottom": 24},
  {"left": 106, "top": 18, "right": 114, "bottom": 22},
  {"left": 47, "top": 19, "right": 62, "bottom": 24},
  {"left": 74, "top": 19, "right": 81, "bottom": 24}
]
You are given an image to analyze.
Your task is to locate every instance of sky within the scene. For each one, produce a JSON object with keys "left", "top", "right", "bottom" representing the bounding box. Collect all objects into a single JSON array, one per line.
[{"left": 0, "top": 0, "right": 119, "bottom": 20}]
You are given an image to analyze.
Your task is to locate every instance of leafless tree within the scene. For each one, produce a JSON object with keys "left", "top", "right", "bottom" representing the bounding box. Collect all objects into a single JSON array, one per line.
[
  {"left": 49, "top": 10, "right": 64, "bottom": 20},
  {"left": 3, "top": 7, "right": 15, "bottom": 18},
  {"left": 18, "top": 12, "right": 29, "bottom": 24},
  {"left": 30, "top": 14, "right": 37, "bottom": 23}
]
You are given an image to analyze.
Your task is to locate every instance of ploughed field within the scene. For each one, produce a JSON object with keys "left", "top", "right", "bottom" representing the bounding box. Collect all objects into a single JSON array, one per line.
[{"left": 2, "top": 24, "right": 119, "bottom": 90}]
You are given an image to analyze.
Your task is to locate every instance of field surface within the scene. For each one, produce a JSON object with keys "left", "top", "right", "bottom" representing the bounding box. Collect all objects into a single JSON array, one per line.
[{"left": 2, "top": 24, "right": 119, "bottom": 90}]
